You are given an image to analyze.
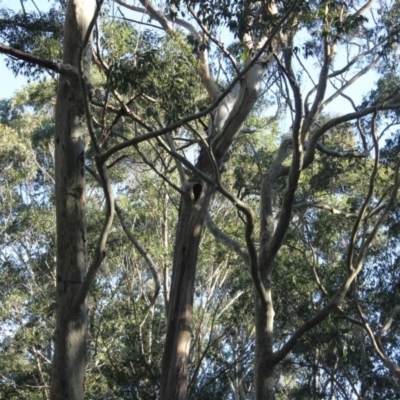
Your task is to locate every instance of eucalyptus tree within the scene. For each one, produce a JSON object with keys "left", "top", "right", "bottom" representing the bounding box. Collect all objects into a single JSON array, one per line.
[
  {"left": 109, "top": 1, "right": 400, "bottom": 399},
  {"left": 2, "top": 0, "right": 104, "bottom": 398},
  {"left": 1, "top": 0, "right": 400, "bottom": 399}
]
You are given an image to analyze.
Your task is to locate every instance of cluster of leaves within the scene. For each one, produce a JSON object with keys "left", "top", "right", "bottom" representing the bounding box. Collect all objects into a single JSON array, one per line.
[
  {"left": 167, "top": 0, "right": 290, "bottom": 40},
  {"left": 103, "top": 20, "right": 205, "bottom": 122},
  {"left": 377, "top": 0, "right": 400, "bottom": 60},
  {"left": 0, "top": 7, "right": 63, "bottom": 76}
]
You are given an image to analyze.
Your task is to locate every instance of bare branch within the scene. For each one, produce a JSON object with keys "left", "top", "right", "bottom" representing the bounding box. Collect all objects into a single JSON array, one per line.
[
  {"left": 73, "top": 0, "right": 115, "bottom": 309},
  {"left": 273, "top": 110, "right": 398, "bottom": 365},
  {"left": 157, "top": 128, "right": 266, "bottom": 306},
  {"left": 135, "top": 141, "right": 184, "bottom": 194},
  {"left": 267, "top": 54, "right": 303, "bottom": 263},
  {"left": 293, "top": 201, "right": 358, "bottom": 218},
  {"left": 205, "top": 211, "right": 250, "bottom": 267},
  {"left": 328, "top": 45, "right": 379, "bottom": 79},
  {"left": 303, "top": 29, "right": 335, "bottom": 135},
  {"left": 115, "top": 0, "right": 201, "bottom": 40},
  {"left": 186, "top": 3, "right": 239, "bottom": 75},
  {"left": 377, "top": 305, "right": 400, "bottom": 339},
  {"left": 259, "top": 138, "right": 294, "bottom": 272},
  {"left": 114, "top": 0, "right": 173, "bottom": 32},
  {"left": 354, "top": 303, "right": 400, "bottom": 379},
  {"left": 354, "top": 0, "right": 377, "bottom": 17},
  {"left": 316, "top": 142, "right": 369, "bottom": 158},
  {"left": 346, "top": 111, "right": 379, "bottom": 273},
  {"left": 302, "top": 104, "right": 400, "bottom": 171},
  {"left": 115, "top": 204, "right": 161, "bottom": 308},
  {"left": 0, "top": 42, "right": 78, "bottom": 76},
  {"left": 322, "top": 57, "right": 380, "bottom": 109},
  {"left": 155, "top": 115, "right": 187, "bottom": 187}
]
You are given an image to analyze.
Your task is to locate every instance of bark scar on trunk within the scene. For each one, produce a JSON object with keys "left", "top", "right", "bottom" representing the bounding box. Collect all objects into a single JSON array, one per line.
[{"left": 192, "top": 183, "right": 203, "bottom": 203}]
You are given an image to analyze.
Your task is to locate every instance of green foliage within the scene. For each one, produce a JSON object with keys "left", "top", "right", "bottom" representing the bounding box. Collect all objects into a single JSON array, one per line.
[
  {"left": 168, "top": 0, "right": 290, "bottom": 41},
  {"left": 1, "top": 1, "right": 400, "bottom": 399},
  {"left": 105, "top": 23, "right": 205, "bottom": 121},
  {"left": 0, "top": 8, "right": 63, "bottom": 77}
]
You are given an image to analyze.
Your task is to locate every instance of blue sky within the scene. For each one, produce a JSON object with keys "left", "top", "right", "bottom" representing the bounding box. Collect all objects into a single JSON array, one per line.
[{"left": 0, "top": 60, "right": 28, "bottom": 98}]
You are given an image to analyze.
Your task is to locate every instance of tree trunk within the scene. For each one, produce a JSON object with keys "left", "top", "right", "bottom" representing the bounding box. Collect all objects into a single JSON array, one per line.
[
  {"left": 160, "top": 176, "right": 212, "bottom": 400},
  {"left": 254, "top": 139, "right": 294, "bottom": 399},
  {"left": 160, "top": 62, "right": 264, "bottom": 399},
  {"left": 254, "top": 291, "right": 275, "bottom": 400},
  {"left": 50, "top": 1, "right": 94, "bottom": 399}
]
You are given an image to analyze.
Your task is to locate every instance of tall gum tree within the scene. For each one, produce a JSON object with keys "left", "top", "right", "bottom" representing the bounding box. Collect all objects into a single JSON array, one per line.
[
  {"left": 0, "top": 0, "right": 117, "bottom": 395},
  {"left": 110, "top": 0, "right": 400, "bottom": 398},
  {"left": 109, "top": 2, "right": 291, "bottom": 398},
  {"left": 111, "top": 0, "right": 292, "bottom": 397},
  {"left": 51, "top": 1, "right": 95, "bottom": 399}
]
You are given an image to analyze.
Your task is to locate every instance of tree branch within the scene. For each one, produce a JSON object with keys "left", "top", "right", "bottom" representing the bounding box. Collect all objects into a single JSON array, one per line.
[
  {"left": 157, "top": 129, "right": 266, "bottom": 306},
  {"left": 0, "top": 42, "right": 78, "bottom": 75},
  {"left": 293, "top": 201, "right": 358, "bottom": 218},
  {"left": 186, "top": 3, "right": 239, "bottom": 75},
  {"left": 73, "top": 0, "right": 115, "bottom": 309},
  {"left": 101, "top": 0, "right": 300, "bottom": 163},
  {"left": 316, "top": 142, "right": 369, "bottom": 158},
  {"left": 115, "top": 203, "right": 161, "bottom": 308},
  {"left": 267, "top": 53, "right": 303, "bottom": 264},
  {"left": 303, "top": 29, "right": 335, "bottom": 135},
  {"left": 346, "top": 111, "right": 379, "bottom": 272},
  {"left": 114, "top": 0, "right": 173, "bottom": 32},
  {"left": 301, "top": 103, "right": 400, "bottom": 172},
  {"left": 205, "top": 211, "right": 250, "bottom": 267},
  {"left": 273, "top": 143, "right": 400, "bottom": 366},
  {"left": 322, "top": 57, "right": 380, "bottom": 109}
]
